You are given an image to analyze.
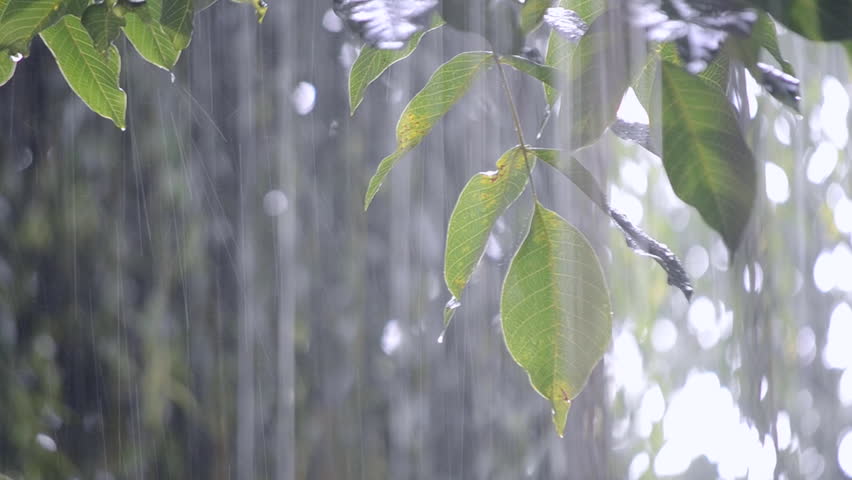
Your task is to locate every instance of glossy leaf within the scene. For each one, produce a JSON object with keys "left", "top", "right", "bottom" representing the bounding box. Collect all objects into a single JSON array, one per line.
[
  {"left": 334, "top": 0, "right": 436, "bottom": 49},
  {"left": 501, "top": 201, "right": 611, "bottom": 437},
  {"left": 122, "top": 0, "right": 180, "bottom": 70},
  {"left": 81, "top": 3, "right": 126, "bottom": 53},
  {"left": 0, "top": 0, "right": 65, "bottom": 55},
  {"left": 0, "top": 55, "right": 15, "bottom": 86},
  {"left": 40, "top": 15, "right": 126, "bottom": 129},
  {"left": 348, "top": 21, "right": 443, "bottom": 114},
  {"left": 161, "top": 0, "right": 193, "bottom": 50},
  {"left": 364, "top": 51, "right": 493, "bottom": 209},
  {"left": 543, "top": 0, "right": 605, "bottom": 105},
  {"left": 661, "top": 61, "right": 755, "bottom": 252},
  {"left": 751, "top": 0, "right": 852, "bottom": 41},
  {"left": 444, "top": 147, "right": 532, "bottom": 302},
  {"left": 520, "top": 0, "right": 551, "bottom": 34}
]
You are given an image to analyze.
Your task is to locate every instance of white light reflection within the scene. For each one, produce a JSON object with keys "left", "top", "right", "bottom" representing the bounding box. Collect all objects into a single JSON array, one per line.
[
  {"left": 651, "top": 317, "right": 678, "bottom": 353},
  {"left": 824, "top": 302, "right": 852, "bottom": 369},
  {"left": 381, "top": 319, "right": 402, "bottom": 355},
  {"left": 765, "top": 162, "right": 790, "bottom": 204},
  {"left": 819, "top": 76, "right": 849, "bottom": 149},
  {"left": 291, "top": 81, "right": 317, "bottom": 115},
  {"left": 617, "top": 88, "right": 650, "bottom": 124},
  {"left": 655, "top": 371, "right": 777, "bottom": 479},
  {"left": 840, "top": 431, "right": 852, "bottom": 477},
  {"left": 807, "top": 143, "right": 838, "bottom": 184}
]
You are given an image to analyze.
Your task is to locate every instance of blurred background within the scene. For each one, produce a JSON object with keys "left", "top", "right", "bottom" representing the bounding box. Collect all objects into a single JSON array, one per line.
[{"left": 0, "top": 2, "right": 851, "bottom": 479}]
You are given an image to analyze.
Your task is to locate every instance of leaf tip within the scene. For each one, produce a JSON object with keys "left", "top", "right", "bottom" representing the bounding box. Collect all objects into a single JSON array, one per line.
[{"left": 551, "top": 400, "right": 570, "bottom": 438}]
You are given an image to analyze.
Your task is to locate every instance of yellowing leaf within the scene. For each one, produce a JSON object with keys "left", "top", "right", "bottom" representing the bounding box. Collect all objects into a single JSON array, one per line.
[
  {"left": 444, "top": 147, "right": 532, "bottom": 315},
  {"left": 364, "top": 51, "right": 493, "bottom": 209},
  {"left": 501, "top": 201, "right": 611, "bottom": 437},
  {"left": 349, "top": 21, "right": 443, "bottom": 114}
]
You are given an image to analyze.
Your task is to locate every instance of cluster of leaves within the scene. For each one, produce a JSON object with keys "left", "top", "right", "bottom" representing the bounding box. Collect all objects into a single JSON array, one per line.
[
  {"left": 340, "top": 0, "right": 852, "bottom": 435},
  {"left": 0, "top": 0, "right": 267, "bottom": 129}
]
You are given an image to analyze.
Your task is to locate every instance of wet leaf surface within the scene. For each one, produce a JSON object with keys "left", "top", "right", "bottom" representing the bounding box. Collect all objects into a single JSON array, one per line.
[
  {"left": 632, "top": 0, "right": 757, "bottom": 73},
  {"left": 444, "top": 147, "right": 532, "bottom": 304},
  {"left": 661, "top": 60, "right": 755, "bottom": 253},
  {"left": 40, "top": 15, "right": 126, "bottom": 128},
  {"left": 501, "top": 201, "right": 612, "bottom": 437},
  {"left": 334, "top": 0, "right": 437, "bottom": 49},
  {"left": 364, "top": 51, "right": 493, "bottom": 209}
]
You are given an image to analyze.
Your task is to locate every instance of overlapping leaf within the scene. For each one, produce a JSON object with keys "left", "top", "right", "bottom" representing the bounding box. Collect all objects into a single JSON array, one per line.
[
  {"left": 444, "top": 147, "right": 533, "bottom": 325},
  {"left": 0, "top": 56, "right": 15, "bottom": 87},
  {"left": 334, "top": 0, "right": 437, "bottom": 49},
  {"left": 498, "top": 54, "right": 560, "bottom": 91},
  {"left": 520, "top": 0, "right": 552, "bottom": 34},
  {"left": 501, "top": 201, "right": 611, "bottom": 437},
  {"left": 81, "top": 3, "right": 126, "bottom": 53},
  {"left": 0, "top": 0, "right": 65, "bottom": 55},
  {"left": 40, "top": 15, "right": 126, "bottom": 128},
  {"left": 364, "top": 51, "right": 493, "bottom": 209},
  {"left": 530, "top": 148, "right": 691, "bottom": 298},
  {"left": 543, "top": 0, "right": 605, "bottom": 104},
  {"left": 349, "top": 21, "right": 443, "bottom": 114},
  {"left": 750, "top": 0, "right": 852, "bottom": 41},
  {"left": 661, "top": 61, "right": 755, "bottom": 252},
  {"left": 161, "top": 0, "right": 194, "bottom": 50},
  {"left": 730, "top": 12, "right": 800, "bottom": 110},
  {"left": 122, "top": 0, "right": 181, "bottom": 70},
  {"left": 561, "top": 8, "right": 633, "bottom": 150}
]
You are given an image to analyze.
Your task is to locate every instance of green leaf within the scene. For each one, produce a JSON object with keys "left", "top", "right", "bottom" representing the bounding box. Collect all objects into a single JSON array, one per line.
[
  {"left": 364, "top": 51, "right": 493, "bottom": 209},
  {"left": 498, "top": 54, "right": 561, "bottom": 91},
  {"left": 122, "top": 0, "right": 180, "bottom": 70},
  {"left": 444, "top": 146, "right": 532, "bottom": 303},
  {"left": 161, "top": 0, "right": 193, "bottom": 50},
  {"left": 81, "top": 3, "right": 126, "bottom": 53},
  {"left": 40, "top": 15, "right": 126, "bottom": 129},
  {"left": 749, "top": 12, "right": 795, "bottom": 74},
  {"left": 543, "top": 0, "right": 604, "bottom": 104},
  {"left": 349, "top": 21, "right": 443, "bottom": 115},
  {"left": 232, "top": 0, "right": 267, "bottom": 23},
  {"left": 0, "top": 0, "right": 65, "bottom": 55},
  {"left": 750, "top": 0, "right": 852, "bottom": 41},
  {"left": 66, "top": 0, "right": 91, "bottom": 17},
  {"left": 0, "top": 55, "right": 15, "bottom": 86},
  {"left": 501, "top": 201, "right": 611, "bottom": 437},
  {"left": 520, "top": 0, "right": 551, "bottom": 34},
  {"left": 661, "top": 61, "right": 755, "bottom": 252}
]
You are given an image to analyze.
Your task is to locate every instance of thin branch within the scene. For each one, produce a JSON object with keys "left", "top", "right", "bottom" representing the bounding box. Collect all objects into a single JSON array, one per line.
[{"left": 493, "top": 52, "right": 537, "bottom": 200}]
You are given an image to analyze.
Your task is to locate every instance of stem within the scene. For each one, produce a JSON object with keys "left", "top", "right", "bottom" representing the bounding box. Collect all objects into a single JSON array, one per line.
[{"left": 493, "top": 52, "right": 537, "bottom": 200}]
